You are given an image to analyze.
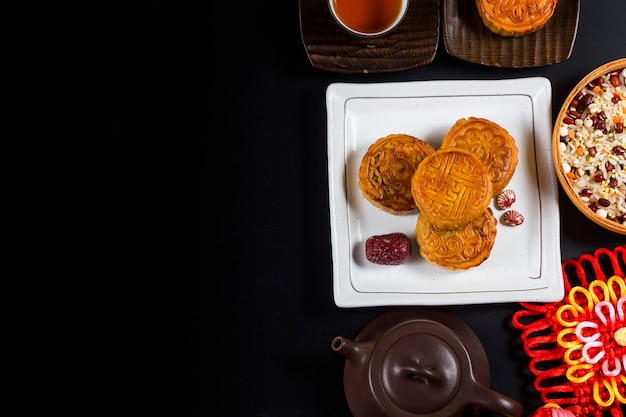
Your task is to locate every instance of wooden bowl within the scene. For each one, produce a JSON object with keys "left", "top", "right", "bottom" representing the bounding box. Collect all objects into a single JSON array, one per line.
[{"left": 552, "top": 58, "right": 626, "bottom": 235}]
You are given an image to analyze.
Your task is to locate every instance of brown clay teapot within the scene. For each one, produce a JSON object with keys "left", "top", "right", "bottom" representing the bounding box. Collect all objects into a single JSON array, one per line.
[{"left": 332, "top": 310, "right": 522, "bottom": 417}]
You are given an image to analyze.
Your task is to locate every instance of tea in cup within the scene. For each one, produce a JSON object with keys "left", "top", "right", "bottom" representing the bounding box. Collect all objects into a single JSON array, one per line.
[{"left": 328, "top": 0, "right": 408, "bottom": 37}]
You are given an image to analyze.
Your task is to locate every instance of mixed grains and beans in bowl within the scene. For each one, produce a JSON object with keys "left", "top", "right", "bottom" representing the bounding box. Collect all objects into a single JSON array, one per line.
[{"left": 553, "top": 58, "right": 626, "bottom": 235}]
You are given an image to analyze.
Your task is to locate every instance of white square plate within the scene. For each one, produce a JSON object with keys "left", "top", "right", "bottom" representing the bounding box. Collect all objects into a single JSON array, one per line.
[{"left": 327, "top": 78, "right": 564, "bottom": 307}]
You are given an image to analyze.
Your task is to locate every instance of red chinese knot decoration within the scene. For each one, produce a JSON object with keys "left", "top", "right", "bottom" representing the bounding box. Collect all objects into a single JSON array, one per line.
[{"left": 512, "top": 245, "right": 626, "bottom": 417}]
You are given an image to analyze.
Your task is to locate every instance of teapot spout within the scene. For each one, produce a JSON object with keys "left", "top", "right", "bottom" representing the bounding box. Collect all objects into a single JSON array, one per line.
[{"left": 332, "top": 336, "right": 372, "bottom": 364}]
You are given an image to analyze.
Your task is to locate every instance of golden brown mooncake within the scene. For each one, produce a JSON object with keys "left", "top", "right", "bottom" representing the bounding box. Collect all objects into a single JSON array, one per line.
[
  {"left": 358, "top": 133, "right": 435, "bottom": 215},
  {"left": 475, "top": 0, "right": 558, "bottom": 37},
  {"left": 440, "top": 117, "right": 518, "bottom": 196},
  {"left": 411, "top": 147, "right": 493, "bottom": 230},
  {"left": 416, "top": 208, "right": 497, "bottom": 270}
]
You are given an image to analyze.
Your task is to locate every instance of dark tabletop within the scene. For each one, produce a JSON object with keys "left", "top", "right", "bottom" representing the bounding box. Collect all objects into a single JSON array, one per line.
[{"left": 218, "top": 1, "right": 626, "bottom": 416}]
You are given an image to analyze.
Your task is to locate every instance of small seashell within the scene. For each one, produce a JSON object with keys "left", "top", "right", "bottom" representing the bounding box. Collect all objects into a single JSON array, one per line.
[
  {"left": 496, "top": 189, "right": 516, "bottom": 210},
  {"left": 503, "top": 210, "right": 524, "bottom": 226}
]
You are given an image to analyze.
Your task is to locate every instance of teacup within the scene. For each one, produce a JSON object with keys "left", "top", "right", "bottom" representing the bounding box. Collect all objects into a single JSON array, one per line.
[{"left": 328, "top": 0, "right": 409, "bottom": 37}]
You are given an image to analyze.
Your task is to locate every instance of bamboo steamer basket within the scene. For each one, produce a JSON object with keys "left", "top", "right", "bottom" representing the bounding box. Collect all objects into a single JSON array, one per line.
[{"left": 552, "top": 58, "right": 626, "bottom": 235}]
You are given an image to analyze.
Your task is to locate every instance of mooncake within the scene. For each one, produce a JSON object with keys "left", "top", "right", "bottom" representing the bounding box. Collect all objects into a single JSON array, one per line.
[
  {"left": 358, "top": 133, "right": 435, "bottom": 215},
  {"left": 440, "top": 117, "right": 518, "bottom": 196},
  {"left": 415, "top": 208, "right": 497, "bottom": 270},
  {"left": 475, "top": 0, "right": 558, "bottom": 37},
  {"left": 411, "top": 147, "right": 493, "bottom": 230}
]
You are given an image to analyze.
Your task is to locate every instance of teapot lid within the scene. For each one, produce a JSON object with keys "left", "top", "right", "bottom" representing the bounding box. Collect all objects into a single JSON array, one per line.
[{"left": 378, "top": 326, "right": 462, "bottom": 414}]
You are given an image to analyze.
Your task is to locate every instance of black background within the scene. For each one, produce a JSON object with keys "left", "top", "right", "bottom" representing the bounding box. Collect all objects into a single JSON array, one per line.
[
  {"left": 218, "top": 1, "right": 624, "bottom": 416},
  {"left": 28, "top": 1, "right": 625, "bottom": 416}
]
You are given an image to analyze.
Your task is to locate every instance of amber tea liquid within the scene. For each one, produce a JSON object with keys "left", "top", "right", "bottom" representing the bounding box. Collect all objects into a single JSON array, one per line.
[{"left": 331, "top": 0, "right": 404, "bottom": 35}]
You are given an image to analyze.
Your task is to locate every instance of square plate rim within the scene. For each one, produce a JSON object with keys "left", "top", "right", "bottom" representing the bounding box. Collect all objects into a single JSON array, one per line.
[{"left": 326, "top": 77, "right": 563, "bottom": 307}]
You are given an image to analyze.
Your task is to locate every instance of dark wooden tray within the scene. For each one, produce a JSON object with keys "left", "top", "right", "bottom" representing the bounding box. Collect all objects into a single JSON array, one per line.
[
  {"left": 442, "top": 0, "right": 580, "bottom": 68},
  {"left": 299, "top": 0, "right": 439, "bottom": 73}
]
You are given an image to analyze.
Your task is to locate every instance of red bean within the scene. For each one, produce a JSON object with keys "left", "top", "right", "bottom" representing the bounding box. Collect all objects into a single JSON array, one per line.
[
  {"left": 613, "top": 146, "right": 625, "bottom": 155},
  {"left": 596, "top": 120, "right": 606, "bottom": 131},
  {"left": 580, "top": 189, "right": 592, "bottom": 197},
  {"left": 594, "top": 172, "right": 605, "bottom": 182},
  {"left": 588, "top": 147, "right": 597, "bottom": 157},
  {"left": 616, "top": 122, "right": 624, "bottom": 133},
  {"left": 598, "top": 198, "right": 611, "bottom": 207},
  {"left": 579, "top": 93, "right": 594, "bottom": 109},
  {"left": 610, "top": 75, "right": 620, "bottom": 87},
  {"left": 569, "top": 110, "right": 582, "bottom": 119}
]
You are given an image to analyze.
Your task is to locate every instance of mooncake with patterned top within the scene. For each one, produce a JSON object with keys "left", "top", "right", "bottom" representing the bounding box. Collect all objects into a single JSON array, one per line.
[
  {"left": 411, "top": 147, "right": 493, "bottom": 229},
  {"left": 475, "top": 0, "right": 558, "bottom": 37},
  {"left": 440, "top": 117, "right": 518, "bottom": 196},
  {"left": 358, "top": 133, "right": 435, "bottom": 215},
  {"left": 416, "top": 208, "right": 497, "bottom": 270}
]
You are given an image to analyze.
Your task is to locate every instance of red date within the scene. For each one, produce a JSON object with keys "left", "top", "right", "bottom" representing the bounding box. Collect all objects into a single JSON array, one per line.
[{"left": 365, "top": 233, "right": 411, "bottom": 265}]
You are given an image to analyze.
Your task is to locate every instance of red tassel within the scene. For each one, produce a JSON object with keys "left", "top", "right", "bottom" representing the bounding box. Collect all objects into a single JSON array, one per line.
[{"left": 513, "top": 245, "right": 626, "bottom": 417}]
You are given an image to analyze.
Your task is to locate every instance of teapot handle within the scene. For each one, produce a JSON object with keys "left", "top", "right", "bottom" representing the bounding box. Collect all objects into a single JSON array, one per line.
[{"left": 467, "top": 382, "right": 523, "bottom": 417}]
